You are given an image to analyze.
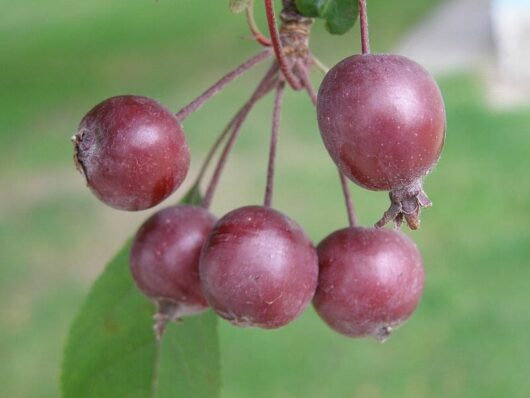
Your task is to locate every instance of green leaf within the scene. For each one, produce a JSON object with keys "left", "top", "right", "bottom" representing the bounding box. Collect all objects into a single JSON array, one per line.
[
  {"left": 156, "top": 314, "right": 219, "bottom": 397},
  {"left": 295, "top": 0, "right": 327, "bottom": 17},
  {"left": 295, "top": 0, "right": 359, "bottom": 35},
  {"left": 322, "top": 0, "right": 359, "bottom": 34},
  {"left": 229, "top": 0, "right": 252, "bottom": 14},
  {"left": 62, "top": 189, "right": 219, "bottom": 398}
]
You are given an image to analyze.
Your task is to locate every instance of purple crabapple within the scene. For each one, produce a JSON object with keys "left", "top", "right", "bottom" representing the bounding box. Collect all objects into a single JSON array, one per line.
[
  {"left": 317, "top": 54, "right": 446, "bottom": 229},
  {"left": 73, "top": 95, "right": 190, "bottom": 211},
  {"left": 313, "top": 226, "right": 424, "bottom": 341},
  {"left": 130, "top": 205, "right": 216, "bottom": 336},
  {"left": 199, "top": 205, "right": 318, "bottom": 329}
]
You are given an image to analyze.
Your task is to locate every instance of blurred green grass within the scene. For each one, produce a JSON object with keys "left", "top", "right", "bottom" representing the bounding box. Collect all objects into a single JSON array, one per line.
[{"left": 1, "top": 0, "right": 529, "bottom": 397}]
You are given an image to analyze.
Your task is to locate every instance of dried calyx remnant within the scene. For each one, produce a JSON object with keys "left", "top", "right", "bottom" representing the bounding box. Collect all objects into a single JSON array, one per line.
[{"left": 376, "top": 179, "right": 433, "bottom": 230}]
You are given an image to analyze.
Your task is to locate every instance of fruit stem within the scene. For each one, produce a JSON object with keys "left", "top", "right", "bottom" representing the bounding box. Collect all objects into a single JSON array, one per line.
[
  {"left": 247, "top": 1, "right": 272, "bottom": 46},
  {"left": 359, "top": 0, "right": 371, "bottom": 54},
  {"left": 192, "top": 77, "right": 276, "bottom": 189},
  {"left": 312, "top": 55, "right": 330, "bottom": 74},
  {"left": 175, "top": 49, "right": 272, "bottom": 121},
  {"left": 339, "top": 171, "right": 356, "bottom": 227},
  {"left": 296, "top": 59, "right": 317, "bottom": 105},
  {"left": 297, "top": 58, "right": 357, "bottom": 227},
  {"left": 202, "top": 64, "right": 279, "bottom": 209},
  {"left": 264, "top": 81, "right": 285, "bottom": 207},
  {"left": 264, "top": 0, "right": 302, "bottom": 90}
]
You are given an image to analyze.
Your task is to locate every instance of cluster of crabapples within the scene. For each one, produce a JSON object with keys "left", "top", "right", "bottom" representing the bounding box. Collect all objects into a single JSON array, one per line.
[{"left": 73, "top": 9, "right": 445, "bottom": 341}]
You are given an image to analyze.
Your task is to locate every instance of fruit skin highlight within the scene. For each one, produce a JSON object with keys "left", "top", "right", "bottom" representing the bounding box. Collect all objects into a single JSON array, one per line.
[
  {"left": 317, "top": 54, "right": 446, "bottom": 192},
  {"left": 73, "top": 95, "right": 190, "bottom": 211},
  {"left": 313, "top": 227, "right": 424, "bottom": 341},
  {"left": 199, "top": 205, "right": 319, "bottom": 329}
]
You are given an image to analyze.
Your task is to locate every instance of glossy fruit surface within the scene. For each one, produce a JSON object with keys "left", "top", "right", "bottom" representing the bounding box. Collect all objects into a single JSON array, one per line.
[
  {"left": 199, "top": 205, "right": 318, "bottom": 329},
  {"left": 130, "top": 205, "right": 216, "bottom": 316},
  {"left": 317, "top": 54, "right": 445, "bottom": 191},
  {"left": 313, "top": 227, "right": 424, "bottom": 341},
  {"left": 73, "top": 95, "right": 190, "bottom": 210}
]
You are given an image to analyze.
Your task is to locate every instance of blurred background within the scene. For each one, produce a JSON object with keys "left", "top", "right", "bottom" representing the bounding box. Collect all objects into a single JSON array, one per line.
[{"left": 1, "top": 0, "right": 529, "bottom": 397}]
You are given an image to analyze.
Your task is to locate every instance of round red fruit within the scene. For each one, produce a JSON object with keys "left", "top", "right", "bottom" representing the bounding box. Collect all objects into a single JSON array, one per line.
[
  {"left": 317, "top": 54, "right": 445, "bottom": 191},
  {"left": 313, "top": 227, "right": 424, "bottom": 341},
  {"left": 73, "top": 95, "right": 190, "bottom": 210},
  {"left": 200, "top": 205, "right": 318, "bottom": 329},
  {"left": 130, "top": 205, "right": 216, "bottom": 316}
]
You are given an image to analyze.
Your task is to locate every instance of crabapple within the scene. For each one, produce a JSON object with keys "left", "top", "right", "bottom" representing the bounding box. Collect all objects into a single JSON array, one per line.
[
  {"left": 317, "top": 54, "right": 445, "bottom": 228},
  {"left": 199, "top": 205, "right": 318, "bottom": 329},
  {"left": 130, "top": 205, "right": 216, "bottom": 335},
  {"left": 73, "top": 95, "right": 190, "bottom": 211},
  {"left": 313, "top": 227, "right": 424, "bottom": 341}
]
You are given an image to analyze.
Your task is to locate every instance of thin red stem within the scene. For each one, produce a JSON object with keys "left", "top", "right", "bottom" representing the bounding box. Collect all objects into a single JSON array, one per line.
[
  {"left": 175, "top": 49, "right": 272, "bottom": 121},
  {"left": 264, "top": 81, "right": 285, "bottom": 207},
  {"left": 358, "top": 0, "right": 370, "bottom": 54},
  {"left": 298, "top": 58, "right": 356, "bottom": 227},
  {"left": 296, "top": 60, "right": 317, "bottom": 106},
  {"left": 246, "top": 3, "right": 272, "bottom": 46},
  {"left": 264, "top": 0, "right": 302, "bottom": 90},
  {"left": 192, "top": 79, "right": 276, "bottom": 189},
  {"left": 193, "top": 122, "right": 233, "bottom": 189},
  {"left": 251, "top": 30, "right": 273, "bottom": 47},
  {"left": 202, "top": 65, "right": 279, "bottom": 208},
  {"left": 339, "top": 171, "right": 356, "bottom": 227}
]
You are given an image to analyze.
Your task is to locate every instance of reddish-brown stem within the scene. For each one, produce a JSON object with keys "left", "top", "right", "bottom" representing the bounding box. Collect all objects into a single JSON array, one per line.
[
  {"left": 264, "top": 0, "right": 302, "bottom": 90},
  {"left": 175, "top": 49, "right": 272, "bottom": 121},
  {"left": 192, "top": 122, "right": 233, "bottom": 189},
  {"left": 339, "top": 171, "right": 356, "bottom": 227},
  {"left": 296, "top": 59, "right": 317, "bottom": 105},
  {"left": 247, "top": 3, "right": 272, "bottom": 46},
  {"left": 297, "top": 58, "right": 356, "bottom": 227},
  {"left": 358, "top": 0, "right": 370, "bottom": 54},
  {"left": 192, "top": 79, "right": 276, "bottom": 189},
  {"left": 264, "top": 81, "right": 285, "bottom": 207},
  {"left": 202, "top": 65, "right": 279, "bottom": 209}
]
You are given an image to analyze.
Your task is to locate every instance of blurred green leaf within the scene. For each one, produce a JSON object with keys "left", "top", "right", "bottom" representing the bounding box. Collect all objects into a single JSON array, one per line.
[
  {"left": 61, "top": 190, "right": 219, "bottom": 398},
  {"left": 296, "top": 0, "right": 359, "bottom": 34}
]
